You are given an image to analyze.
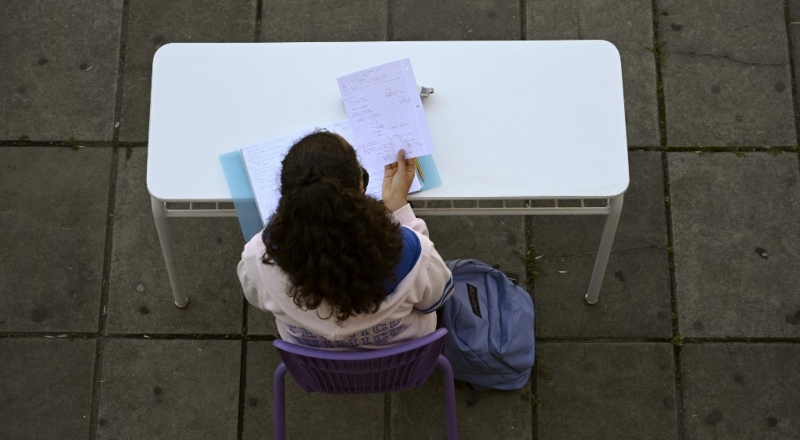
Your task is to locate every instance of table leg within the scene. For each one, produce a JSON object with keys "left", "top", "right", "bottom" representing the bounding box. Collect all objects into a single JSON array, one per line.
[
  {"left": 151, "top": 196, "right": 189, "bottom": 308},
  {"left": 585, "top": 194, "right": 624, "bottom": 305}
]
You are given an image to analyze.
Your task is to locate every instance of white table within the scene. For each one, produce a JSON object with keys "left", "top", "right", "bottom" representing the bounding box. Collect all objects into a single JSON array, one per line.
[{"left": 148, "top": 41, "right": 629, "bottom": 308}]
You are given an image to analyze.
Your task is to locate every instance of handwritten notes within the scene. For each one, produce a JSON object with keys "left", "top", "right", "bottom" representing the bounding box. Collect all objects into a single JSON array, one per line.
[
  {"left": 337, "top": 58, "right": 434, "bottom": 163},
  {"left": 240, "top": 130, "right": 302, "bottom": 225},
  {"left": 238, "top": 59, "right": 431, "bottom": 225},
  {"left": 240, "top": 119, "right": 421, "bottom": 225}
]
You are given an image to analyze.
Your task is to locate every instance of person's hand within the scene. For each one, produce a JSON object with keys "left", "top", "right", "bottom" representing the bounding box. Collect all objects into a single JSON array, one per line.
[{"left": 383, "top": 149, "right": 416, "bottom": 212}]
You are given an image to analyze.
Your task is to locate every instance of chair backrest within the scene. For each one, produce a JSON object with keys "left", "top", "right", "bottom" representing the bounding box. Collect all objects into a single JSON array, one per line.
[{"left": 273, "top": 328, "right": 448, "bottom": 394}]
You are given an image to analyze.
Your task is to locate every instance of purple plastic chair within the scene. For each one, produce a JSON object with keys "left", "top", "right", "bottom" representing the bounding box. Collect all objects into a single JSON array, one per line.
[{"left": 273, "top": 327, "right": 458, "bottom": 440}]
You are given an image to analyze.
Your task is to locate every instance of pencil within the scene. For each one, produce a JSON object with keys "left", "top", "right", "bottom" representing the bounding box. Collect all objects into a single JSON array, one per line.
[{"left": 415, "top": 160, "right": 425, "bottom": 182}]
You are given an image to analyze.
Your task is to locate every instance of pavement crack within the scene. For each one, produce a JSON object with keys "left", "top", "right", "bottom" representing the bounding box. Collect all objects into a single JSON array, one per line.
[
  {"left": 543, "top": 244, "right": 664, "bottom": 259},
  {"left": 670, "top": 50, "right": 788, "bottom": 67}
]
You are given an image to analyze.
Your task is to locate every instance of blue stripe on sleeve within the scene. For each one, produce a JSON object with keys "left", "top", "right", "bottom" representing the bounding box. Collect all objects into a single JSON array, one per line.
[
  {"left": 381, "top": 226, "right": 422, "bottom": 294},
  {"left": 417, "top": 275, "right": 454, "bottom": 314}
]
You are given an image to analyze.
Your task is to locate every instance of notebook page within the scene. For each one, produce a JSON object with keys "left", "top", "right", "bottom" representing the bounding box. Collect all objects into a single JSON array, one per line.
[
  {"left": 240, "top": 128, "right": 305, "bottom": 224},
  {"left": 337, "top": 58, "right": 435, "bottom": 163},
  {"left": 240, "top": 119, "right": 421, "bottom": 225}
]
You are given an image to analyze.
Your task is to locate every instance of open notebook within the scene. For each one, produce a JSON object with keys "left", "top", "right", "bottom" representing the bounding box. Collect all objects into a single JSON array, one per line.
[
  {"left": 220, "top": 58, "right": 441, "bottom": 239},
  {"left": 239, "top": 119, "right": 423, "bottom": 226}
]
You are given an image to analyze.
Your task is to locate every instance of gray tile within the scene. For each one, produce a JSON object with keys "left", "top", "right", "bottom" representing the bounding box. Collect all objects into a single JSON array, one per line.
[
  {"left": 96, "top": 339, "right": 240, "bottom": 439},
  {"left": 119, "top": 0, "right": 257, "bottom": 142},
  {"left": 532, "top": 152, "right": 667, "bottom": 255},
  {"left": 243, "top": 341, "right": 384, "bottom": 440},
  {"left": 0, "top": 0, "right": 122, "bottom": 141},
  {"left": 106, "top": 149, "right": 245, "bottom": 334},
  {"left": 0, "top": 147, "right": 111, "bottom": 332},
  {"left": 531, "top": 152, "right": 672, "bottom": 338},
  {"left": 658, "top": 0, "right": 788, "bottom": 65},
  {"left": 789, "top": 5, "right": 800, "bottom": 132},
  {"left": 392, "top": 0, "right": 520, "bottom": 41},
  {"left": 534, "top": 248, "right": 672, "bottom": 338},
  {"left": 681, "top": 343, "right": 800, "bottom": 440},
  {"left": 247, "top": 304, "right": 279, "bottom": 336},
  {"left": 419, "top": 215, "right": 526, "bottom": 283},
  {"left": 0, "top": 339, "right": 96, "bottom": 440},
  {"left": 658, "top": 0, "right": 795, "bottom": 146},
  {"left": 392, "top": 371, "right": 532, "bottom": 440},
  {"left": 617, "top": 152, "right": 670, "bottom": 250},
  {"left": 261, "top": 0, "right": 387, "bottom": 42},
  {"left": 789, "top": 0, "right": 800, "bottom": 20},
  {"left": 241, "top": 341, "right": 277, "bottom": 440},
  {"left": 668, "top": 153, "right": 800, "bottom": 338},
  {"left": 526, "top": 0, "right": 660, "bottom": 146},
  {"left": 536, "top": 343, "right": 678, "bottom": 440}
]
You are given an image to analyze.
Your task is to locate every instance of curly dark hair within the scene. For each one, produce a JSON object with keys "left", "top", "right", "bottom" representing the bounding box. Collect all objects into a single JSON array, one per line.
[{"left": 262, "top": 131, "right": 403, "bottom": 322}]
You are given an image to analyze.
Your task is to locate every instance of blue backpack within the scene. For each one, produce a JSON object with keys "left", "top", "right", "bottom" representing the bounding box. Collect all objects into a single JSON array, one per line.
[{"left": 442, "top": 259, "right": 535, "bottom": 392}]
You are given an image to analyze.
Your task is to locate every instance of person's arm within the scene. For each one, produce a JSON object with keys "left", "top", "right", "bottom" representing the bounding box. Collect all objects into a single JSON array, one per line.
[
  {"left": 390, "top": 203, "right": 429, "bottom": 237},
  {"left": 237, "top": 242, "right": 268, "bottom": 312},
  {"left": 412, "top": 243, "right": 454, "bottom": 314},
  {"left": 383, "top": 150, "right": 453, "bottom": 312},
  {"left": 382, "top": 149, "right": 416, "bottom": 213},
  {"left": 383, "top": 148, "right": 431, "bottom": 236}
]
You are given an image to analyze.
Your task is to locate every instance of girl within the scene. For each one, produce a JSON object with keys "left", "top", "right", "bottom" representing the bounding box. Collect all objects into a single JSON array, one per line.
[{"left": 237, "top": 131, "right": 453, "bottom": 349}]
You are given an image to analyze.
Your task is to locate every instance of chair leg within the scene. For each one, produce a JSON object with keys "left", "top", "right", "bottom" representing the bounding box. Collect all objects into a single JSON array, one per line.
[
  {"left": 436, "top": 356, "right": 459, "bottom": 440},
  {"left": 274, "top": 363, "right": 288, "bottom": 440}
]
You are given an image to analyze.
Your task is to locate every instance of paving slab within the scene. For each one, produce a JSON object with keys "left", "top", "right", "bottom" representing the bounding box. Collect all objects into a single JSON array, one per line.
[
  {"left": 536, "top": 342, "right": 678, "bottom": 440},
  {"left": 106, "top": 149, "right": 245, "bottom": 334},
  {"left": 657, "top": 0, "right": 795, "bottom": 147},
  {"left": 392, "top": 0, "right": 520, "bottom": 40},
  {"left": 260, "top": 0, "right": 387, "bottom": 42},
  {"left": 526, "top": 0, "right": 660, "bottom": 147},
  {"left": 96, "top": 339, "right": 240, "bottom": 439},
  {"left": 0, "top": 338, "right": 96, "bottom": 440},
  {"left": 680, "top": 343, "right": 800, "bottom": 440},
  {"left": 668, "top": 153, "right": 800, "bottom": 338},
  {"left": 531, "top": 152, "right": 672, "bottom": 338},
  {"left": 0, "top": 147, "right": 111, "bottom": 333},
  {"left": 534, "top": 249, "right": 672, "bottom": 338},
  {"left": 119, "top": 0, "right": 257, "bottom": 142},
  {"left": 242, "top": 341, "right": 384, "bottom": 440},
  {"left": 419, "top": 214, "right": 526, "bottom": 283},
  {"left": 248, "top": 304, "right": 280, "bottom": 335},
  {"left": 533, "top": 152, "right": 667, "bottom": 254},
  {"left": 392, "top": 372, "right": 532, "bottom": 440},
  {"left": 789, "top": 1, "right": 800, "bottom": 137},
  {"left": 0, "top": 0, "right": 122, "bottom": 141},
  {"left": 248, "top": 303, "right": 279, "bottom": 336},
  {"left": 789, "top": 0, "right": 800, "bottom": 23}
]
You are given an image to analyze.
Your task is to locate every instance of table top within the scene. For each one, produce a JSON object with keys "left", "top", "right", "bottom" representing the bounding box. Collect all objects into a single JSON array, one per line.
[{"left": 147, "top": 41, "right": 629, "bottom": 202}]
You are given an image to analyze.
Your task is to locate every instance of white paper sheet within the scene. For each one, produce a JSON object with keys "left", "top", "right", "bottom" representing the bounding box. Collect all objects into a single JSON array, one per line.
[
  {"left": 240, "top": 119, "right": 421, "bottom": 225},
  {"left": 337, "top": 58, "right": 435, "bottom": 163}
]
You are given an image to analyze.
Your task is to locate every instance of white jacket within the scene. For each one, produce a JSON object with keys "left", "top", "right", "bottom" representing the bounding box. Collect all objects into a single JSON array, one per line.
[{"left": 237, "top": 204, "right": 454, "bottom": 349}]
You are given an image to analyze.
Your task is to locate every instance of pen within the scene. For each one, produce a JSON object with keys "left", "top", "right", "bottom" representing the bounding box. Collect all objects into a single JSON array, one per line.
[{"left": 415, "top": 160, "right": 425, "bottom": 182}]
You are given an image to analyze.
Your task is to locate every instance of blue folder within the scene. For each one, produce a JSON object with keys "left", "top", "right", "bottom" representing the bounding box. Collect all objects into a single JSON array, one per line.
[
  {"left": 416, "top": 154, "right": 442, "bottom": 190},
  {"left": 219, "top": 151, "right": 263, "bottom": 241},
  {"left": 220, "top": 152, "right": 442, "bottom": 241}
]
